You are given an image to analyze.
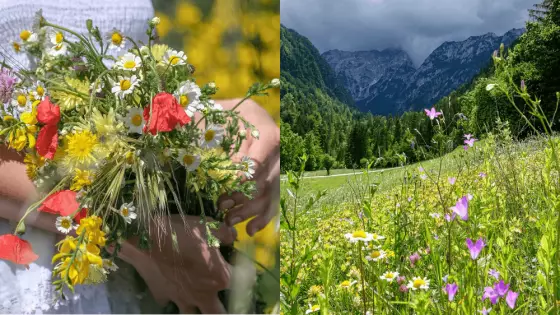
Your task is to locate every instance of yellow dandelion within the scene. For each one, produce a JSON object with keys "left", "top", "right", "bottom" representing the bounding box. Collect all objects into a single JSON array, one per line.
[
  {"left": 62, "top": 130, "right": 99, "bottom": 171},
  {"left": 71, "top": 169, "right": 93, "bottom": 191}
]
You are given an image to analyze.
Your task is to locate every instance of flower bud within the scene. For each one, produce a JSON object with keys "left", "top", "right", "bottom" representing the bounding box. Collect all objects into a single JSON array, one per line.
[
  {"left": 251, "top": 129, "right": 260, "bottom": 139},
  {"left": 239, "top": 129, "right": 247, "bottom": 138},
  {"left": 150, "top": 17, "right": 160, "bottom": 26},
  {"left": 208, "top": 82, "right": 216, "bottom": 89},
  {"left": 271, "top": 78, "right": 280, "bottom": 87}
]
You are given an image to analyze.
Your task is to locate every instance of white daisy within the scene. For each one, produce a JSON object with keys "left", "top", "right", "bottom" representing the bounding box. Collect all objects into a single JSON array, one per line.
[
  {"left": 55, "top": 216, "right": 76, "bottom": 234},
  {"left": 107, "top": 29, "right": 126, "bottom": 51},
  {"left": 90, "top": 81, "right": 105, "bottom": 94},
  {"left": 49, "top": 43, "right": 67, "bottom": 56},
  {"left": 240, "top": 156, "right": 256, "bottom": 179},
  {"left": 10, "top": 90, "right": 31, "bottom": 112},
  {"left": 207, "top": 100, "right": 223, "bottom": 111},
  {"left": 103, "top": 259, "right": 119, "bottom": 272},
  {"left": 344, "top": 230, "right": 374, "bottom": 243},
  {"left": 200, "top": 125, "right": 224, "bottom": 149},
  {"left": 118, "top": 202, "right": 137, "bottom": 224},
  {"left": 116, "top": 53, "right": 141, "bottom": 71},
  {"left": 407, "top": 277, "right": 430, "bottom": 290},
  {"left": 49, "top": 30, "right": 64, "bottom": 45},
  {"left": 123, "top": 108, "right": 145, "bottom": 134},
  {"left": 380, "top": 271, "right": 399, "bottom": 282},
  {"left": 177, "top": 150, "right": 201, "bottom": 171},
  {"left": 365, "top": 249, "right": 387, "bottom": 261},
  {"left": 111, "top": 75, "right": 139, "bottom": 99},
  {"left": 30, "top": 81, "right": 47, "bottom": 101},
  {"left": 339, "top": 280, "right": 357, "bottom": 289},
  {"left": 19, "top": 30, "right": 38, "bottom": 43},
  {"left": 174, "top": 80, "right": 201, "bottom": 116},
  {"left": 163, "top": 49, "right": 187, "bottom": 66},
  {"left": 305, "top": 305, "right": 320, "bottom": 314},
  {"left": 371, "top": 233, "right": 385, "bottom": 242}
]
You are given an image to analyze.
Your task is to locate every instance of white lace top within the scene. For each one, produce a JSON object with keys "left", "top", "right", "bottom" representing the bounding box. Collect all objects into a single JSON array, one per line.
[{"left": 0, "top": 0, "right": 159, "bottom": 313}]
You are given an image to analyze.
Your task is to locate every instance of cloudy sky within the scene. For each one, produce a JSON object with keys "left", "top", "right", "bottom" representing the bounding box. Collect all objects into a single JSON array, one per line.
[{"left": 281, "top": 0, "right": 539, "bottom": 66}]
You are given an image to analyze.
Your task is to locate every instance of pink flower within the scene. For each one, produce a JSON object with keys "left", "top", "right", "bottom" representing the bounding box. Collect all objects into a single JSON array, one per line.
[
  {"left": 409, "top": 252, "right": 420, "bottom": 266},
  {"left": 445, "top": 283, "right": 458, "bottom": 301},
  {"left": 448, "top": 177, "right": 456, "bottom": 185},
  {"left": 506, "top": 291, "right": 518, "bottom": 309},
  {"left": 399, "top": 284, "right": 408, "bottom": 292},
  {"left": 424, "top": 107, "right": 442, "bottom": 120},
  {"left": 450, "top": 196, "right": 469, "bottom": 221},
  {"left": 466, "top": 238, "right": 485, "bottom": 260}
]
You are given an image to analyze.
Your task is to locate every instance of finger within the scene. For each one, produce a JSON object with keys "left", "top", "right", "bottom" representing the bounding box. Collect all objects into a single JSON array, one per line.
[
  {"left": 173, "top": 300, "right": 198, "bottom": 314},
  {"left": 225, "top": 195, "right": 270, "bottom": 227},
  {"left": 246, "top": 205, "right": 277, "bottom": 237},
  {"left": 211, "top": 222, "right": 238, "bottom": 245},
  {"left": 196, "top": 295, "right": 227, "bottom": 314}
]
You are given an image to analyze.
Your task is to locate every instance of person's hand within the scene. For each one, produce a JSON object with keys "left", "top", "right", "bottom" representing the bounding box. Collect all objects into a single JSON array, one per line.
[
  {"left": 216, "top": 98, "right": 280, "bottom": 236},
  {"left": 119, "top": 215, "right": 236, "bottom": 314}
]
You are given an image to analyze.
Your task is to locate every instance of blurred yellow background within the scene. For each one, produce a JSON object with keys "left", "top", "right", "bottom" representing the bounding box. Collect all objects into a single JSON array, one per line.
[{"left": 152, "top": 0, "right": 280, "bottom": 269}]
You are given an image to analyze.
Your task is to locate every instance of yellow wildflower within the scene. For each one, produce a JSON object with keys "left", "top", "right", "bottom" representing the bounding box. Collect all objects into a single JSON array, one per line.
[{"left": 71, "top": 169, "right": 93, "bottom": 191}]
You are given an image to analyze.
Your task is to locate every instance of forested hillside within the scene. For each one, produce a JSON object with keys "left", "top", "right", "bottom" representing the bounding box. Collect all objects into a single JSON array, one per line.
[{"left": 281, "top": 0, "right": 560, "bottom": 172}]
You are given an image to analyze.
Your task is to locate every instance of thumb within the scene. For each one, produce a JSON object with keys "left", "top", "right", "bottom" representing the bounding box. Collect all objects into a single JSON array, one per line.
[{"left": 207, "top": 220, "right": 237, "bottom": 245}]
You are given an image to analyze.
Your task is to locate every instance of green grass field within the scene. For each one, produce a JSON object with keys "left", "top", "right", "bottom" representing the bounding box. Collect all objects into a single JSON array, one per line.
[{"left": 280, "top": 134, "right": 559, "bottom": 314}]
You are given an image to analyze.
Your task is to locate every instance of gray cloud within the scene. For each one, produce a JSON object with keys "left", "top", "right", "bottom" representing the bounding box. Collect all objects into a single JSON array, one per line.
[{"left": 281, "top": 0, "right": 539, "bottom": 65}]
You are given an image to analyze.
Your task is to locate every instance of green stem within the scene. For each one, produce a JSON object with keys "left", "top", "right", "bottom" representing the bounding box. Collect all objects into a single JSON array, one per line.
[{"left": 357, "top": 243, "right": 367, "bottom": 315}]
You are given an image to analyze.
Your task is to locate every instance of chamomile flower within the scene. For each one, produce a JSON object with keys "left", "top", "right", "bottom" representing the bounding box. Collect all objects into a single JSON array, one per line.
[
  {"left": 55, "top": 216, "right": 76, "bottom": 234},
  {"left": 107, "top": 29, "right": 126, "bottom": 51},
  {"left": 305, "top": 305, "right": 320, "bottom": 314},
  {"left": 11, "top": 89, "right": 31, "bottom": 112},
  {"left": 116, "top": 53, "right": 141, "bottom": 71},
  {"left": 19, "top": 30, "right": 38, "bottom": 43},
  {"left": 28, "top": 81, "right": 47, "bottom": 101},
  {"left": 407, "top": 277, "right": 430, "bottom": 290},
  {"left": 49, "top": 43, "right": 67, "bottom": 56},
  {"left": 123, "top": 108, "right": 144, "bottom": 134},
  {"left": 200, "top": 125, "right": 224, "bottom": 149},
  {"left": 163, "top": 49, "right": 187, "bottom": 66},
  {"left": 339, "top": 280, "right": 357, "bottom": 289},
  {"left": 177, "top": 150, "right": 201, "bottom": 171},
  {"left": 49, "top": 30, "right": 64, "bottom": 45},
  {"left": 118, "top": 202, "right": 137, "bottom": 224},
  {"left": 240, "top": 156, "right": 256, "bottom": 179},
  {"left": 111, "top": 75, "right": 139, "bottom": 99},
  {"left": 344, "top": 230, "right": 374, "bottom": 243},
  {"left": 371, "top": 233, "right": 385, "bottom": 242},
  {"left": 366, "top": 249, "right": 387, "bottom": 261},
  {"left": 103, "top": 259, "right": 119, "bottom": 272},
  {"left": 380, "top": 271, "right": 399, "bottom": 282},
  {"left": 207, "top": 100, "right": 223, "bottom": 111},
  {"left": 174, "top": 80, "right": 201, "bottom": 116}
]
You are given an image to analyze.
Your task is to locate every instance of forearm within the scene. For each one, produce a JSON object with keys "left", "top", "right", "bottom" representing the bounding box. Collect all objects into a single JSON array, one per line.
[{"left": 0, "top": 145, "right": 56, "bottom": 233}]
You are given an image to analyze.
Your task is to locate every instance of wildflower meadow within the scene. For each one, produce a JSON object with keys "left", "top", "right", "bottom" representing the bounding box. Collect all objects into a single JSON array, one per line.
[{"left": 280, "top": 51, "right": 560, "bottom": 314}]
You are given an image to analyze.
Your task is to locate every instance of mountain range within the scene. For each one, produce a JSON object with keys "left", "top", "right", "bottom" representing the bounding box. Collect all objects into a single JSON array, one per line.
[{"left": 321, "top": 28, "right": 525, "bottom": 114}]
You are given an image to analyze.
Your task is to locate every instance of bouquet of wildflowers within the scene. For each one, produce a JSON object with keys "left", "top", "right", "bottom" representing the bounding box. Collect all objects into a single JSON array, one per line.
[{"left": 0, "top": 12, "right": 278, "bottom": 296}]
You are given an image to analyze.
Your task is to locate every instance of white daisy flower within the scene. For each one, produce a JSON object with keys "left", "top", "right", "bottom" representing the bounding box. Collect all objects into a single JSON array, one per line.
[
  {"left": 339, "top": 280, "right": 357, "bottom": 289},
  {"left": 207, "top": 100, "right": 223, "bottom": 111},
  {"left": 49, "top": 43, "right": 67, "bottom": 56},
  {"left": 407, "top": 277, "right": 430, "bottom": 290},
  {"left": 371, "top": 233, "right": 385, "bottom": 242},
  {"left": 30, "top": 81, "right": 47, "bottom": 101},
  {"left": 240, "top": 156, "right": 256, "bottom": 179},
  {"left": 344, "top": 230, "right": 374, "bottom": 243},
  {"left": 55, "top": 216, "right": 76, "bottom": 234},
  {"left": 19, "top": 30, "right": 38, "bottom": 43},
  {"left": 365, "top": 249, "right": 387, "bottom": 261},
  {"left": 119, "top": 202, "right": 137, "bottom": 224},
  {"left": 200, "top": 125, "right": 224, "bottom": 149},
  {"left": 174, "top": 81, "right": 201, "bottom": 116},
  {"left": 123, "top": 108, "right": 144, "bottom": 134},
  {"left": 380, "top": 271, "right": 399, "bottom": 282},
  {"left": 111, "top": 75, "right": 139, "bottom": 99},
  {"left": 116, "top": 53, "right": 142, "bottom": 71},
  {"left": 177, "top": 150, "right": 201, "bottom": 171},
  {"left": 107, "top": 29, "right": 126, "bottom": 51},
  {"left": 103, "top": 259, "right": 119, "bottom": 272},
  {"left": 163, "top": 49, "right": 187, "bottom": 66},
  {"left": 11, "top": 90, "right": 31, "bottom": 112},
  {"left": 49, "top": 30, "right": 64, "bottom": 45},
  {"left": 305, "top": 305, "right": 320, "bottom": 314}
]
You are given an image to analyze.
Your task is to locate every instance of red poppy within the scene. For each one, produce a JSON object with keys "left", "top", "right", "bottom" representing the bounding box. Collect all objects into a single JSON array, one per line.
[
  {"left": 0, "top": 234, "right": 39, "bottom": 266},
  {"left": 36, "top": 97, "right": 61, "bottom": 159},
  {"left": 38, "top": 190, "right": 80, "bottom": 216},
  {"left": 143, "top": 92, "right": 190, "bottom": 135},
  {"left": 36, "top": 124, "right": 58, "bottom": 159},
  {"left": 37, "top": 97, "right": 60, "bottom": 125},
  {"left": 73, "top": 207, "right": 88, "bottom": 224}
]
